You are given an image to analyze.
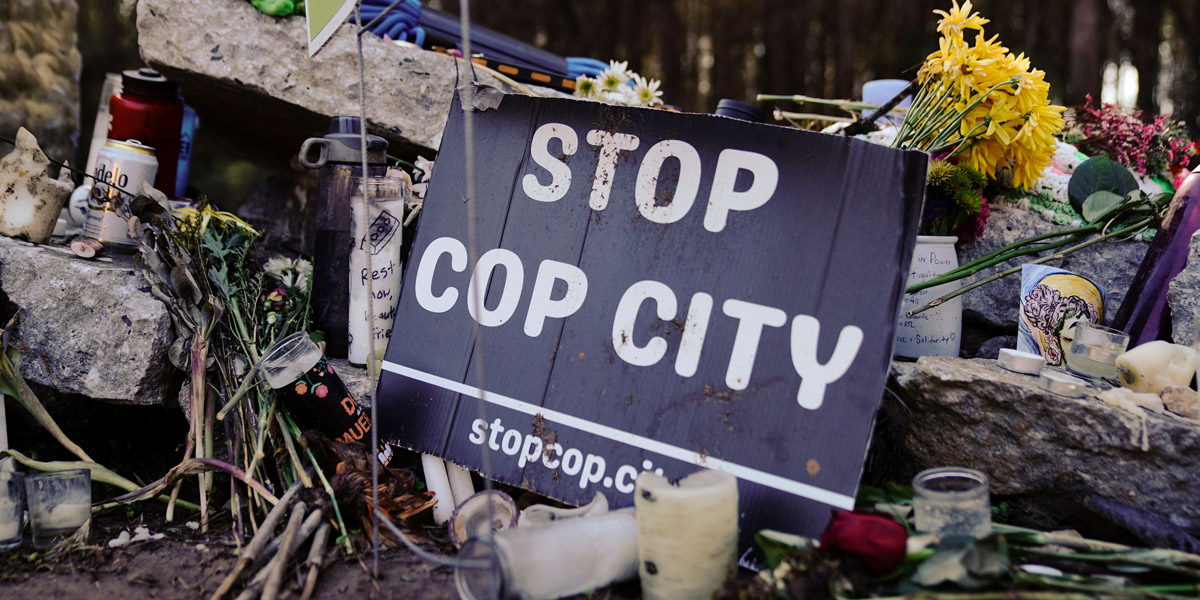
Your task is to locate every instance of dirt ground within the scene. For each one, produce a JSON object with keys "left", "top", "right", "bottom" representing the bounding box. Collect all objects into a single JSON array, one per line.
[
  {"left": 0, "top": 397, "right": 650, "bottom": 600},
  {"left": 0, "top": 510, "right": 463, "bottom": 600}
]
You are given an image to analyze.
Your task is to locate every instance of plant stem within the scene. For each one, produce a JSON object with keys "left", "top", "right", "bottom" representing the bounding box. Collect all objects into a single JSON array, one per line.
[
  {"left": 866, "top": 592, "right": 1092, "bottom": 600},
  {"left": 0, "top": 340, "right": 95, "bottom": 463},
  {"left": 1014, "top": 547, "right": 1200, "bottom": 580},
  {"left": 216, "top": 363, "right": 263, "bottom": 421},
  {"left": 245, "top": 395, "right": 278, "bottom": 480},
  {"left": 756, "top": 93, "right": 876, "bottom": 113},
  {"left": 0, "top": 450, "right": 200, "bottom": 511},
  {"left": 906, "top": 216, "right": 1154, "bottom": 317},
  {"left": 900, "top": 83, "right": 957, "bottom": 148},
  {"left": 189, "top": 334, "right": 210, "bottom": 531},
  {"left": 922, "top": 221, "right": 1102, "bottom": 287},
  {"left": 907, "top": 234, "right": 1083, "bottom": 294},
  {"left": 1013, "top": 570, "right": 1194, "bottom": 600},
  {"left": 276, "top": 412, "right": 313, "bottom": 489},
  {"left": 992, "top": 523, "right": 1132, "bottom": 552}
]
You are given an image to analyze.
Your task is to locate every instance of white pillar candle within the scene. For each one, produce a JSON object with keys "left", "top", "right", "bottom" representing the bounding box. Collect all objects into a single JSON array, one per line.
[
  {"left": 0, "top": 397, "right": 11, "bottom": 471},
  {"left": 635, "top": 469, "right": 739, "bottom": 600},
  {"left": 445, "top": 461, "right": 475, "bottom": 506},
  {"left": 421, "top": 454, "right": 455, "bottom": 524}
]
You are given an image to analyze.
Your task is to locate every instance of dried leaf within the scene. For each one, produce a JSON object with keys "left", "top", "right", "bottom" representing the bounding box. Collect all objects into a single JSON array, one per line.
[
  {"left": 171, "top": 264, "right": 204, "bottom": 305},
  {"left": 129, "top": 191, "right": 170, "bottom": 224},
  {"left": 168, "top": 336, "right": 189, "bottom": 370}
]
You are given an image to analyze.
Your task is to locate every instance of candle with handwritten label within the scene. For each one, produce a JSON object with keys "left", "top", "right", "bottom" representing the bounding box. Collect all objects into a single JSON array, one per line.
[
  {"left": 894, "top": 235, "right": 962, "bottom": 359},
  {"left": 348, "top": 176, "right": 409, "bottom": 366}
]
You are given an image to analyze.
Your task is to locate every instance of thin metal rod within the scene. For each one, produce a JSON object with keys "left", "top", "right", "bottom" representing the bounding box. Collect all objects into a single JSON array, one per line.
[
  {"left": 458, "top": 0, "right": 496, "bottom": 548},
  {"left": 353, "top": 4, "right": 381, "bottom": 577},
  {"left": 357, "top": 0, "right": 406, "bottom": 33},
  {"left": 0, "top": 135, "right": 136, "bottom": 198}
]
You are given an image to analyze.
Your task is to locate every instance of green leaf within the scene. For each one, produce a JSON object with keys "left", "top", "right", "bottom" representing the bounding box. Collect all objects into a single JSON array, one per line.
[
  {"left": 910, "top": 535, "right": 1009, "bottom": 589},
  {"left": 1068, "top": 156, "right": 1139, "bottom": 214},
  {"left": 755, "top": 529, "right": 815, "bottom": 569},
  {"left": 1081, "top": 190, "right": 1125, "bottom": 223}
]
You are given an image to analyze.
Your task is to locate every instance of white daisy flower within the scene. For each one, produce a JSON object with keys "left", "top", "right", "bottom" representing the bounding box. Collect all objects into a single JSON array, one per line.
[
  {"left": 631, "top": 74, "right": 664, "bottom": 106},
  {"left": 620, "top": 84, "right": 641, "bottom": 106},
  {"left": 264, "top": 256, "right": 298, "bottom": 278},
  {"left": 607, "top": 60, "right": 630, "bottom": 82},
  {"left": 601, "top": 89, "right": 628, "bottom": 105},
  {"left": 414, "top": 155, "right": 435, "bottom": 183},
  {"left": 598, "top": 61, "right": 631, "bottom": 93},
  {"left": 294, "top": 258, "right": 312, "bottom": 289},
  {"left": 574, "top": 75, "right": 598, "bottom": 99},
  {"left": 264, "top": 256, "right": 313, "bottom": 289}
]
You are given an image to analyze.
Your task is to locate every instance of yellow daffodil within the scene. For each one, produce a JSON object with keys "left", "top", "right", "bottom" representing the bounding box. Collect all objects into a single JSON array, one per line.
[
  {"left": 933, "top": 0, "right": 989, "bottom": 43},
  {"left": 895, "top": 2, "right": 1066, "bottom": 193}
]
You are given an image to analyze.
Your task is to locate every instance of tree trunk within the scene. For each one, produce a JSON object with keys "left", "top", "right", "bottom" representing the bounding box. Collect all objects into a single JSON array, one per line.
[
  {"left": 1066, "top": 0, "right": 1108, "bottom": 105},
  {"left": 1130, "top": 1, "right": 1165, "bottom": 113}
]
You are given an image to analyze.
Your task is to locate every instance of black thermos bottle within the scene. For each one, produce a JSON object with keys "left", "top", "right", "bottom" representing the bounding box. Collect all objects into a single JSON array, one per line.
[{"left": 299, "top": 116, "right": 388, "bottom": 358}]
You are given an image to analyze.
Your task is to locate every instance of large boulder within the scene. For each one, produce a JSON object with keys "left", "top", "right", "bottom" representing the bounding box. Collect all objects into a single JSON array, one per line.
[
  {"left": 0, "top": 236, "right": 179, "bottom": 405},
  {"left": 887, "top": 356, "right": 1200, "bottom": 534},
  {"left": 0, "top": 0, "right": 81, "bottom": 164},
  {"left": 136, "top": 0, "right": 559, "bottom": 162},
  {"left": 1167, "top": 230, "right": 1200, "bottom": 346},
  {"left": 957, "top": 204, "right": 1148, "bottom": 332}
]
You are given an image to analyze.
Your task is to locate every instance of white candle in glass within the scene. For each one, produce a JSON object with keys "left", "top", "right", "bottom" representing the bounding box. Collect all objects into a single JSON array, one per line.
[{"left": 347, "top": 175, "right": 409, "bottom": 366}]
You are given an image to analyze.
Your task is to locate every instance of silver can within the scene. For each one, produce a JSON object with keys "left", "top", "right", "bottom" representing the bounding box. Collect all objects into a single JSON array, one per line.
[{"left": 83, "top": 139, "right": 158, "bottom": 250}]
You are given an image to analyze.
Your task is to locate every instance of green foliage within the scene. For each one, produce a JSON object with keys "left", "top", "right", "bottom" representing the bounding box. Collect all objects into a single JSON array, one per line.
[
  {"left": 912, "top": 535, "right": 1010, "bottom": 589},
  {"left": 1080, "top": 190, "right": 1124, "bottom": 223},
  {"left": 1068, "top": 155, "right": 1139, "bottom": 214},
  {"left": 927, "top": 160, "right": 987, "bottom": 214},
  {"left": 756, "top": 529, "right": 817, "bottom": 569},
  {"left": 249, "top": 0, "right": 299, "bottom": 17},
  {"left": 922, "top": 160, "right": 988, "bottom": 237}
]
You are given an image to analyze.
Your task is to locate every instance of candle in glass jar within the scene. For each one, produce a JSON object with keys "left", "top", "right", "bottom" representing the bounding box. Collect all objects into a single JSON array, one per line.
[
  {"left": 347, "top": 175, "right": 408, "bottom": 366},
  {"left": 912, "top": 467, "right": 991, "bottom": 539}
]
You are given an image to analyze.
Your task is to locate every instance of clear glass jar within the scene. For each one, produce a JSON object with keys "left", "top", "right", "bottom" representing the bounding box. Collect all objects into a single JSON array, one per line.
[{"left": 912, "top": 466, "right": 991, "bottom": 539}]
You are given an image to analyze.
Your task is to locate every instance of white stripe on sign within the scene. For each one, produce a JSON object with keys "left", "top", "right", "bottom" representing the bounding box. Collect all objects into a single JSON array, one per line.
[{"left": 381, "top": 361, "right": 857, "bottom": 511}]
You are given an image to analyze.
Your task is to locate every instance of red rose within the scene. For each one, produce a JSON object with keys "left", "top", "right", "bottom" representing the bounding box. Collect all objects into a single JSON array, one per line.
[{"left": 819, "top": 510, "right": 907, "bottom": 576}]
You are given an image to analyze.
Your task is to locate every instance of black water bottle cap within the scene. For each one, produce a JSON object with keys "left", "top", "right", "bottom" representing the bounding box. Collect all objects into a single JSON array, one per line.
[
  {"left": 715, "top": 99, "right": 767, "bottom": 123},
  {"left": 328, "top": 116, "right": 363, "bottom": 135},
  {"left": 121, "top": 68, "right": 177, "bottom": 95}
]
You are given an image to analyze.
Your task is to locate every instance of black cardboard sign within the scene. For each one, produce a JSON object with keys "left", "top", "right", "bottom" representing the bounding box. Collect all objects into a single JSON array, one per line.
[{"left": 378, "top": 92, "right": 927, "bottom": 548}]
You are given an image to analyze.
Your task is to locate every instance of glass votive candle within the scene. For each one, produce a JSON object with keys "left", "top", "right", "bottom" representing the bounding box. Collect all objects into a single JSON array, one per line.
[
  {"left": 1064, "top": 322, "right": 1130, "bottom": 380},
  {"left": 0, "top": 471, "right": 24, "bottom": 551},
  {"left": 25, "top": 469, "right": 91, "bottom": 549},
  {"left": 912, "top": 467, "right": 991, "bottom": 539},
  {"left": 259, "top": 332, "right": 393, "bottom": 466}
]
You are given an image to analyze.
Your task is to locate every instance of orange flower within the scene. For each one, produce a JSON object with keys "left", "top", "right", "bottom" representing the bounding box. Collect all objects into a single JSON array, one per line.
[{"left": 294, "top": 382, "right": 308, "bottom": 395}]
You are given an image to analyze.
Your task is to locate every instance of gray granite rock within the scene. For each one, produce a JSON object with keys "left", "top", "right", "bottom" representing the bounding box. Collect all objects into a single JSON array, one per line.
[
  {"left": 0, "top": 236, "right": 179, "bottom": 404},
  {"left": 136, "top": 0, "right": 560, "bottom": 161},
  {"left": 889, "top": 356, "right": 1200, "bottom": 532},
  {"left": 1167, "top": 230, "right": 1200, "bottom": 347},
  {"left": 0, "top": 0, "right": 81, "bottom": 164},
  {"left": 957, "top": 204, "right": 1148, "bottom": 331},
  {"left": 975, "top": 335, "right": 1016, "bottom": 360},
  {"left": 236, "top": 170, "right": 318, "bottom": 258}
]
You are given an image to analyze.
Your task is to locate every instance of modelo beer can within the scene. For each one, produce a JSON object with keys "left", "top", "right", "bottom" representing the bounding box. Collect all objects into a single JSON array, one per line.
[{"left": 83, "top": 139, "right": 158, "bottom": 250}]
